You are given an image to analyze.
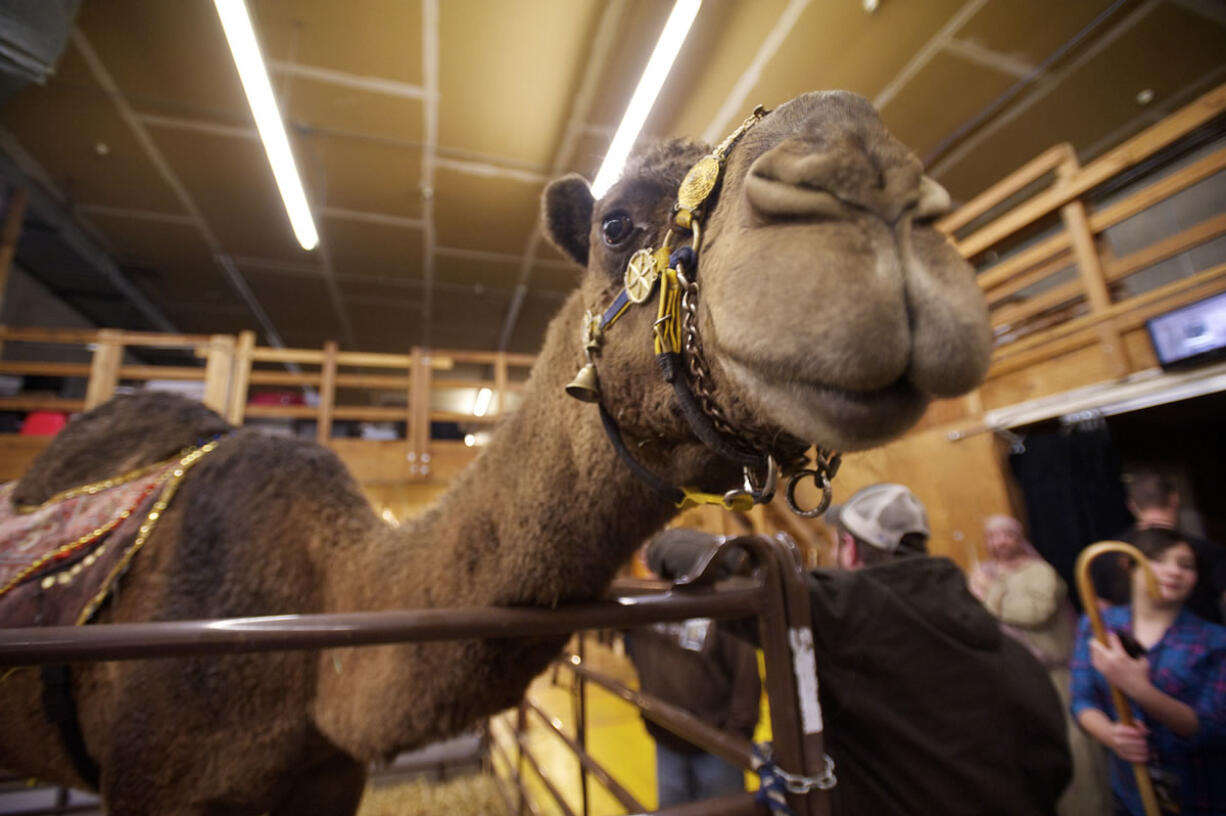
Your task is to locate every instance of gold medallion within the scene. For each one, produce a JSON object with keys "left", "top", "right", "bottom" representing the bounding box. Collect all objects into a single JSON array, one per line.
[
  {"left": 624, "top": 248, "right": 660, "bottom": 304},
  {"left": 677, "top": 155, "right": 721, "bottom": 212}
]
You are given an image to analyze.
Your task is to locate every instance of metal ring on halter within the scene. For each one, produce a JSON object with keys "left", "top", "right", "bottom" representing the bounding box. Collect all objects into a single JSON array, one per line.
[
  {"left": 785, "top": 468, "right": 833, "bottom": 518},
  {"left": 724, "top": 455, "right": 777, "bottom": 507}
]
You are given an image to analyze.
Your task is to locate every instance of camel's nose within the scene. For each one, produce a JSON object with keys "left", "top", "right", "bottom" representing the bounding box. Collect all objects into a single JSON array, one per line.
[{"left": 744, "top": 139, "right": 940, "bottom": 225}]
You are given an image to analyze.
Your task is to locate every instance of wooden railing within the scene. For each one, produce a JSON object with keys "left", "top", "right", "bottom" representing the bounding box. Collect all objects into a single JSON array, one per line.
[
  {"left": 0, "top": 327, "right": 534, "bottom": 483},
  {"left": 926, "top": 81, "right": 1226, "bottom": 425}
]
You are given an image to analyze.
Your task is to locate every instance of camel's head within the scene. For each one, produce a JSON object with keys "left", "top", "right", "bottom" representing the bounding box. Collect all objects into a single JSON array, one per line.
[{"left": 542, "top": 91, "right": 990, "bottom": 460}]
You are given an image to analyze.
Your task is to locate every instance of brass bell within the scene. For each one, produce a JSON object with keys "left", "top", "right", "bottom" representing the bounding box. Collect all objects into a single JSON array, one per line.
[{"left": 565, "top": 363, "right": 601, "bottom": 402}]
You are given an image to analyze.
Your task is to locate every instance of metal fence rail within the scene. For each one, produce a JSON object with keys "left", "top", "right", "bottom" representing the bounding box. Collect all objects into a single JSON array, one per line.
[{"left": 0, "top": 534, "right": 828, "bottom": 816}]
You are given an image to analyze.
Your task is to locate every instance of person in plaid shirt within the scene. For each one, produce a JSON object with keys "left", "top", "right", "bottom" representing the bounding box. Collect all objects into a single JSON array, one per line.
[{"left": 1071, "top": 527, "right": 1226, "bottom": 815}]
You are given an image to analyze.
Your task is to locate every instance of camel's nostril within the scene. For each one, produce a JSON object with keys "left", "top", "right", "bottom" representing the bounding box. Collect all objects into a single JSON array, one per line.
[
  {"left": 745, "top": 172, "right": 847, "bottom": 220},
  {"left": 913, "top": 176, "right": 952, "bottom": 220}
]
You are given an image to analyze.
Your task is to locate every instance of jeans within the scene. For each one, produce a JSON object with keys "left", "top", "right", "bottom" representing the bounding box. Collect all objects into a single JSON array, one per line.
[{"left": 655, "top": 741, "right": 746, "bottom": 807}]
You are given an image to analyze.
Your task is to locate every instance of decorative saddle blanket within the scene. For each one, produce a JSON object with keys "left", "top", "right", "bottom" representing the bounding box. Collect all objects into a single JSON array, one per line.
[{"left": 0, "top": 440, "right": 220, "bottom": 628}]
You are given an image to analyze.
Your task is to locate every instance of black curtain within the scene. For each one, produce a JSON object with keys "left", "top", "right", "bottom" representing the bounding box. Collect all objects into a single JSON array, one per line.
[{"left": 1008, "top": 422, "right": 1134, "bottom": 611}]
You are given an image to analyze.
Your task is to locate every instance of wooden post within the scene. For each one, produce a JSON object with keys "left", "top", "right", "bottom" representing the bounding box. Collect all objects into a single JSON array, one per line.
[
  {"left": 227, "top": 330, "right": 255, "bottom": 424},
  {"left": 1058, "top": 157, "right": 1131, "bottom": 377},
  {"left": 494, "top": 352, "right": 508, "bottom": 416},
  {"left": 0, "top": 187, "right": 28, "bottom": 359},
  {"left": 84, "top": 329, "right": 122, "bottom": 410},
  {"left": 317, "top": 340, "right": 338, "bottom": 445},
  {"left": 408, "top": 347, "right": 432, "bottom": 481},
  {"left": 202, "top": 334, "right": 234, "bottom": 415}
]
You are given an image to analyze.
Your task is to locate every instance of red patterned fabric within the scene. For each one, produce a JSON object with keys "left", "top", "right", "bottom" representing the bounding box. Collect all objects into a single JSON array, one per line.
[{"left": 0, "top": 462, "right": 176, "bottom": 628}]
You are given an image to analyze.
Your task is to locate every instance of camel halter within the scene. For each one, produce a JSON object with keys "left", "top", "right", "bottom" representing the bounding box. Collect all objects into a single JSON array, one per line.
[{"left": 565, "top": 105, "right": 841, "bottom": 517}]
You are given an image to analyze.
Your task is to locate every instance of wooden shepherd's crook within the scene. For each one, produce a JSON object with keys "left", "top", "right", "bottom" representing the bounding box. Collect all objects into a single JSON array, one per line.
[{"left": 1074, "top": 541, "right": 1162, "bottom": 816}]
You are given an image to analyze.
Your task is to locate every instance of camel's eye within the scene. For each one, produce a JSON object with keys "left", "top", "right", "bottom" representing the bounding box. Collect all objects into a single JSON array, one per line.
[{"left": 600, "top": 213, "right": 634, "bottom": 247}]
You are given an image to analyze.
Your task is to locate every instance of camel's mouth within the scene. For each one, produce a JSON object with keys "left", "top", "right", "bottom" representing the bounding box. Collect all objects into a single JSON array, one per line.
[{"left": 720, "top": 356, "right": 930, "bottom": 452}]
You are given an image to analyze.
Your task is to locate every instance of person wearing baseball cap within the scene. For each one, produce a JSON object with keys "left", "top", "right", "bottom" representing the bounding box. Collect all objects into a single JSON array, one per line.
[
  {"left": 646, "top": 482, "right": 1073, "bottom": 815},
  {"left": 825, "top": 482, "right": 931, "bottom": 568}
]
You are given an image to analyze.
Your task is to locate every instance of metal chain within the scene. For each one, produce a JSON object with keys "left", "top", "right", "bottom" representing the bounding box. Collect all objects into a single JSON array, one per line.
[
  {"left": 677, "top": 267, "right": 742, "bottom": 442},
  {"left": 678, "top": 264, "right": 815, "bottom": 475}
]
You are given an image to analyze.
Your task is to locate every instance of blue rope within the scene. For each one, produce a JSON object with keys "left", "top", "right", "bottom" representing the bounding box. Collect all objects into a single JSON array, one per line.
[
  {"left": 669, "top": 245, "right": 696, "bottom": 273},
  {"left": 752, "top": 742, "right": 795, "bottom": 815}
]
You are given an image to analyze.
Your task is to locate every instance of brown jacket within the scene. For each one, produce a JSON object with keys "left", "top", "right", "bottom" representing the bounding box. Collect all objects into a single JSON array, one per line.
[{"left": 626, "top": 618, "right": 761, "bottom": 754}]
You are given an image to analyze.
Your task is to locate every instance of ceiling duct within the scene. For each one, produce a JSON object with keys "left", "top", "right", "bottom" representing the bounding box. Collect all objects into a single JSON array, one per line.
[{"left": 0, "top": 1, "right": 80, "bottom": 104}]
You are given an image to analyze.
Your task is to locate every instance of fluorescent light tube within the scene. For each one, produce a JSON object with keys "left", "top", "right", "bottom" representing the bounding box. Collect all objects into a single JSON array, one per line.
[
  {"left": 472, "top": 387, "right": 493, "bottom": 417},
  {"left": 590, "top": 0, "right": 702, "bottom": 199},
  {"left": 214, "top": 0, "right": 319, "bottom": 251}
]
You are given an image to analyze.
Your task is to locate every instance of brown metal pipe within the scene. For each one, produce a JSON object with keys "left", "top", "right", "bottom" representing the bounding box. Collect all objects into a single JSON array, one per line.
[
  {"left": 513, "top": 725, "right": 578, "bottom": 816},
  {"left": 522, "top": 698, "right": 647, "bottom": 814},
  {"left": 0, "top": 590, "right": 760, "bottom": 665},
  {"left": 731, "top": 534, "right": 829, "bottom": 816},
  {"left": 490, "top": 732, "right": 538, "bottom": 816},
  {"left": 559, "top": 655, "right": 755, "bottom": 771}
]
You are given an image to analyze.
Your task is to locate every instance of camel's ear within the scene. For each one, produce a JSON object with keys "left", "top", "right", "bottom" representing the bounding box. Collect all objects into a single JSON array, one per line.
[{"left": 542, "top": 174, "right": 594, "bottom": 267}]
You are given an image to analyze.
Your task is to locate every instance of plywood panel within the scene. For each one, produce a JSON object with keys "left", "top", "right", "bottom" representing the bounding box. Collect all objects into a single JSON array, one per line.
[
  {"left": 563, "top": 131, "right": 612, "bottom": 181},
  {"left": 657, "top": 0, "right": 786, "bottom": 141},
  {"left": 343, "top": 300, "right": 423, "bottom": 353},
  {"left": 433, "top": 168, "right": 543, "bottom": 255},
  {"left": 303, "top": 135, "right": 423, "bottom": 219},
  {"left": 1122, "top": 325, "right": 1159, "bottom": 371},
  {"left": 433, "top": 255, "right": 519, "bottom": 291},
  {"left": 439, "top": 0, "right": 604, "bottom": 167},
  {"left": 333, "top": 438, "right": 478, "bottom": 488},
  {"left": 957, "top": 0, "right": 1121, "bottom": 65},
  {"left": 822, "top": 426, "right": 1015, "bottom": 570},
  {"left": 78, "top": 214, "right": 237, "bottom": 308},
  {"left": 936, "top": 3, "right": 1226, "bottom": 200},
  {"left": 243, "top": 269, "right": 342, "bottom": 340},
  {"left": 2, "top": 48, "right": 182, "bottom": 212},
  {"left": 429, "top": 290, "right": 513, "bottom": 351},
  {"left": 507, "top": 291, "right": 572, "bottom": 354},
  {"left": 254, "top": 0, "right": 423, "bottom": 86},
  {"left": 288, "top": 82, "right": 423, "bottom": 144},
  {"left": 324, "top": 218, "right": 423, "bottom": 280},
  {"left": 749, "top": 0, "right": 965, "bottom": 107},
  {"left": 878, "top": 51, "right": 1016, "bottom": 160},
  {"left": 77, "top": 0, "right": 248, "bottom": 120},
  {"left": 529, "top": 261, "right": 582, "bottom": 294},
  {"left": 163, "top": 304, "right": 260, "bottom": 337},
  {"left": 980, "top": 343, "right": 1115, "bottom": 410},
  {"left": 150, "top": 127, "right": 314, "bottom": 261}
]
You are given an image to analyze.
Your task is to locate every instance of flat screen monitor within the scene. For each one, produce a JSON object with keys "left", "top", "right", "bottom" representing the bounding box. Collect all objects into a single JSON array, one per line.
[{"left": 1146, "top": 290, "right": 1226, "bottom": 371}]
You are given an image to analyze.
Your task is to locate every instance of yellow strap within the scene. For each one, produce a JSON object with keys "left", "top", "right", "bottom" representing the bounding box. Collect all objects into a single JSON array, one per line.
[
  {"left": 653, "top": 267, "right": 683, "bottom": 355},
  {"left": 676, "top": 486, "right": 755, "bottom": 513}
]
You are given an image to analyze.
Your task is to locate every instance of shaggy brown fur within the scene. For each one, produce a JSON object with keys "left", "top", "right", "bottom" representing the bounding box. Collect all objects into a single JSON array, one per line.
[{"left": 0, "top": 91, "right": 991, "bottom": 816}]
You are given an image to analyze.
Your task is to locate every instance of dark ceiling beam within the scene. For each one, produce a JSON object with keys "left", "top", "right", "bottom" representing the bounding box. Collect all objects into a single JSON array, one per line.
[
  {"left": 0, "top": 150, "right": 179, "bottom": 333},
  {"left": 871, "top": 0, "right": 991, "bottom": 113},
  {"left": 495, "top": 0, "right": 628, "bottom": 351},
  {"left": 419, "top": 0, "right": 440, "bottom": 342},
  {"left": 703, "top": 0, "right": 812, "bottom": 145},
  {"left": 268, "top": 60, "right": 425, "bottom": 100},
  {"left": 925, "top": 0, "right": 1162, "bottom": 182},
  {"left": 70, "top": 29, "right": 291, "bottom": 349}
]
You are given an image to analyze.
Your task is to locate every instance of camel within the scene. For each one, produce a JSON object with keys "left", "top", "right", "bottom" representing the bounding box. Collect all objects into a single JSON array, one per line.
[{"left": 0, "top": 91, "right": 991, "bottom": 815}]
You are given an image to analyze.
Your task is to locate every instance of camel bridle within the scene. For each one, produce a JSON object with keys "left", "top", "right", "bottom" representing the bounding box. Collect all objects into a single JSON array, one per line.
[{"left": 565, "top": 105, "right": 841, "bottom": 518}]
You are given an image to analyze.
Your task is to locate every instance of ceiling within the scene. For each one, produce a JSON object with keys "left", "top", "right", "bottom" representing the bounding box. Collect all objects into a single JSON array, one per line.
[{"left": 1, "top": 0, "right": 1224, "bottom": 355}]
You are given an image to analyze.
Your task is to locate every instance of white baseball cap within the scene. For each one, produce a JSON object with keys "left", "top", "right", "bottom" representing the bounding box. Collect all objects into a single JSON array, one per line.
[{"left": 828, "top": 483, "right": 930, "bottom": 552}]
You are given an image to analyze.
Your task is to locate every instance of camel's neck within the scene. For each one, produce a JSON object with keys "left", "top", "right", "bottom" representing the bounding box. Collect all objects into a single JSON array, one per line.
[
  {"left": 315, "top": 295, "right": 740, "bottom": 760},
  {"left": 361, "top": 296, "right": 700, "bottom": 612}
]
